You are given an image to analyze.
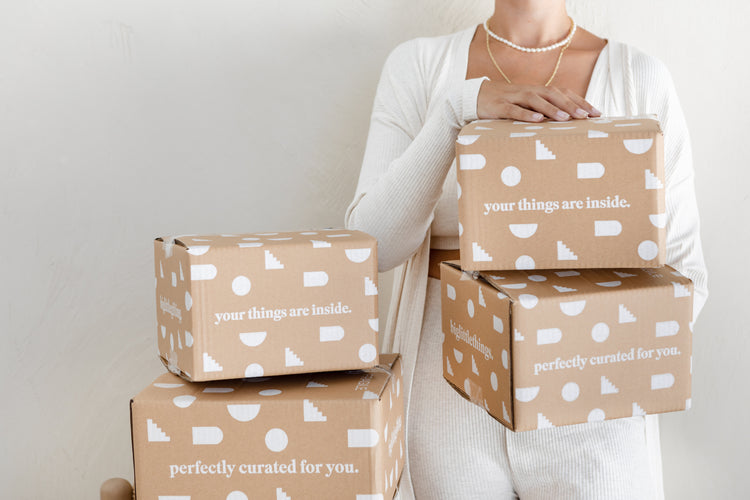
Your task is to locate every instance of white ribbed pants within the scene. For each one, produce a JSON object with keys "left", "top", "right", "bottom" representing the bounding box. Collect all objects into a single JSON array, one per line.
[{"left": 404, "top": 278, "right": 663, "bottom": 500}]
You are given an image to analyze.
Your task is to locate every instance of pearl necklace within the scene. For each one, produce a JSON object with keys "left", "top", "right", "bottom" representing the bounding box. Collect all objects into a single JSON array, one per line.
[
  {"left": 485, "top": 21, "right": 573, "bottom": 86},
  {"left": 484, "top": 17, "right": 577, "bottom": 53}
]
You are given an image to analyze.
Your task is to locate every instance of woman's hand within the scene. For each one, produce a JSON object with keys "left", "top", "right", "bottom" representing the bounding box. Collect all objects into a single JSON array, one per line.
[{"left": 477, "top": 81, "right": 601, "bottom": 122}]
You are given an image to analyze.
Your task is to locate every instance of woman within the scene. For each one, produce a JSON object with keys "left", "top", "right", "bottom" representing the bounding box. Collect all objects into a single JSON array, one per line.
[{"left": 345, "top": 1, "right": 708, "bottom": 499}]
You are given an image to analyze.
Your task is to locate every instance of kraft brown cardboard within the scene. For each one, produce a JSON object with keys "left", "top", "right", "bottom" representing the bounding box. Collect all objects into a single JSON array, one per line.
[
  {"left": 440, "top": 261, "right": 692, "bottom": 431},
  {"left": 154, "top": 229, "right": 379, "bottom": 381},
  {"left": 131, "top": 354, "right": 404, "bottom": 500},
  {"left": 456, "top": 116, "right": 665, "bottom": 271}
]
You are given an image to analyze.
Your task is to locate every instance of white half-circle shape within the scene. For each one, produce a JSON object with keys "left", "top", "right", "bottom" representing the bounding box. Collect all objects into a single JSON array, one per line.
[
  {"left": 459, "top": 153, "right": 486, "bottom": 170},
  {"left": 577, "top": 162, "right": 605, "bottom": 179},
  {"left": 191, "top": 264, "right": 217, "bottom": 280},
  {"left": 518, "top": 294, "right": 539, "bottom": 309},
  {"left": 241, "top": 237, "right": 260, "bottom": 240},
  {"left": 509, "top": 223, "right": 538, "bottom": 238},
  {"left": 560, "top": 300, "right": 586, "bottom": 316},
  {"left": 537, "top": 328, "right": 562, "bottom": 345},
  {"left": 515, "top": 386, "right": 540, "bottom": 402},
  {"left": 239, "top": 332, "right": 267, "bottom": 347},
  {"left": 651, "top": 373, "right": 675, "bottom": 390},
  {"left": 368, "top": 318, "right": 379, "bottom": 331},
  {"left": 457, "top": 134, "right": 480, "bottom": 145},
  {"left": 192, "top": 426, "right": 223, "bottom": 445},
  {"left": 184, "top": 331, "right": 193, "bottom": 347},
  {"left": 187, "top": 246, "right": 210, "bottom": 256},
  {"left": 649, "top": 213, "right": 667, "bottom": 228},
  {"left": 203, "top": 387, "right": 234, "bottom": 393},
  {"left": 154, "top": 383, "right": 184, "bottom": 389},
  {"left": 453, "top": 348, "right": 464, "bottom": 363},
  {"left": 345, "top": 248, "right": 372, "bottom": 263},
  {"left": 227, "top": 404, "right": 261, "bottom": 422},
  {"left": 244, "top": 364, "right": 264, "bottom": 377},
  {"left": 596, "top": 281, "right": 622, "bottom": 287},
  {"left": 624, "top": 138, "right": 654, "bottom": 154},
  {"left": 238, "top": 242, "right": 263, "bottom": 248},
  {"left": 594, "top": 220, "right": 622, "bottom": 237},
  {"left": 510, "top": 132, "right": 536, "bottom": 137},
  {"left": 259, "top": 389, "right": 282, "bottom": 396},
  {"left": 173, "top": 395, "right": 196, "bottom": 408}
]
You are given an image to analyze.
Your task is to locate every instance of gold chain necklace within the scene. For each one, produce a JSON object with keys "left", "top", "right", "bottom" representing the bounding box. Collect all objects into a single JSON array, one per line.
[{"left": 484, "top": 20, "right": 573, "bottom": 86}]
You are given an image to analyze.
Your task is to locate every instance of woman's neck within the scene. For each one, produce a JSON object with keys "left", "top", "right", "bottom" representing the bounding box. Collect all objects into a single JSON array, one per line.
[{"left": 489, "top": 0, "right": 570, "bottom": 48}]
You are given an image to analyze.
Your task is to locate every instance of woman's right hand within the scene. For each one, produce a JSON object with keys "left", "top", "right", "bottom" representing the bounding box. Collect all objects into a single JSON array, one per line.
[{"left": 476, "top": 81, "right": 601, "bottom": 122}]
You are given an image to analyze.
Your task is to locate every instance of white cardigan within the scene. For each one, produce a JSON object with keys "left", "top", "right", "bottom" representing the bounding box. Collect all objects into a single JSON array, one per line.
[{"left": 345, "top": 24, "right": 707, "bottom": 498}]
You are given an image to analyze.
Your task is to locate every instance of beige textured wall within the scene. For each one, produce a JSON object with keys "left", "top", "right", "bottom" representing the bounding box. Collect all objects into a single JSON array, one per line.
[{"left": 1, "top": 1, "right": 746, "bottom": 498}]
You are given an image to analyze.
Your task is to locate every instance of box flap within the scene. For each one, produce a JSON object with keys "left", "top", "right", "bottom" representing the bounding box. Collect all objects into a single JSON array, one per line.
[
  {"left": 474, "top": 265, "right": 687, "bottom": 302},
  {"left": 155, "top": 229, "right": 375, "bottom": 253},
  {"left": 460, "top": 115, "right": 662, "bottom": 140},
  {"left": 136, "top": 355, "right": 401, "bottom": 404}
]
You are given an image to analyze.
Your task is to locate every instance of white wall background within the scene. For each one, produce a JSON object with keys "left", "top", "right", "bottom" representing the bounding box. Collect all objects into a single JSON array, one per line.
[{"left": 1, "top": 1, "right": 747, "bottom": 498}]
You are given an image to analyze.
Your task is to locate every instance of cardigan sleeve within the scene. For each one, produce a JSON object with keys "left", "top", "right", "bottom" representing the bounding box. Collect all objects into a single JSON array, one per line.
[
  {"left": 344, "top": 38, "right": 487, "bottom": 272},
  {"left": 632, "top": 50, "right": 709, "bottom": 323}
]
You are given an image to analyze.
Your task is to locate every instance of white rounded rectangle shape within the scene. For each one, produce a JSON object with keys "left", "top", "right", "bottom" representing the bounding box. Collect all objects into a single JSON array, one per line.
[
  {"left": 192, "top": 426, "right": 223, "bottom": 445},
  {"left": 594, "top": 220, "right": 623, "bottom": 237},
  {"left": 655, "top": 321, "right": 680, "bottom": 337},
  {"left": 303, "top": 271, "right": 329, "bottom": 287},
  {"left": 577, "top": 162, "right": 605, "bottom": 179},
  {"left": 348, "top": 428, "right": 379, "bottom": 448},
  {"left": 190, "top": 264, "right": 217, "bottom": 280},
  {"left": 459, "top": 153, "right": 486, "bottom": 170},
  {"left": 651, "top": 373, "right": 675, "bottom": 390},
  {"left": 446, "top": 284, "right": 456, "bottom": 300},
  {"left": 457, "top": 134, "right": 480, "bottom": 145},
  {"left": 537, "top": 328, "right": 562, "bottom": 345},
  {"left": 320, "top": 326, "right": 345, "bottom": 342}
]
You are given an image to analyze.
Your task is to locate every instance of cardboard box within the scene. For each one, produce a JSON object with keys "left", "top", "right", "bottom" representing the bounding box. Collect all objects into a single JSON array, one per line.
[
  {"left": 440, "top": 261, "right": 692, "bottom": 431},
  {"left": 131, "top": 354, "right": 404, "bottom": 500},
  {"left": 456, "top": 116, "right": 665, "bottom": 271},
  {"left": 154, "top": 229, "right": 379, "bottom": 381}
]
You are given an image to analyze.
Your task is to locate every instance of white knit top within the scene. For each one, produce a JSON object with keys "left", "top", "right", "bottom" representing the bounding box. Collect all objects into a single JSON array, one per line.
[{"left": 345, "top": 27, "right": 708, "bottom": 496}]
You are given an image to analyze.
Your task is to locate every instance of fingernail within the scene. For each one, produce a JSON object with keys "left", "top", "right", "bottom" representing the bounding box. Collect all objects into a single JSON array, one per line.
[
  {"left": 575, "top": 108, "right": 588, "bottom": 118},
  {"left": 555, "top": 111, "right": 570, "bottom": 121},
  {"left": 532, "top": 113, "right": 544, "bottom": 121},
  {"left": 591, "top": 107, "right": 602, "bottom": 116}
]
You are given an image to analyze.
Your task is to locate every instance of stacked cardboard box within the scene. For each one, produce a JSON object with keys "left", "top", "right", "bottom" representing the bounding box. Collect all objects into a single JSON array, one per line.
[
  {"left": 444, "top": 116, "right": 694, "bottom": 430},
  {"left": 130, "top": 229, "right": 405, "bottom": 499}
]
